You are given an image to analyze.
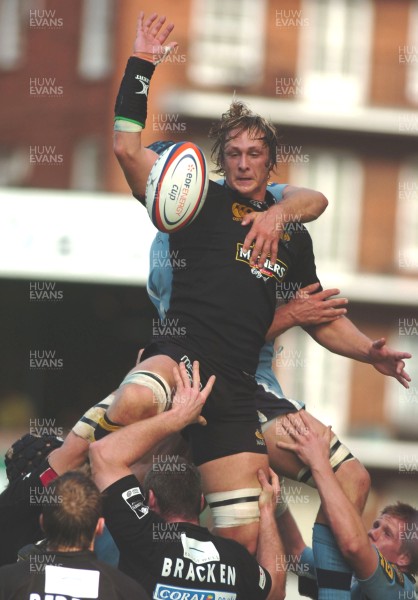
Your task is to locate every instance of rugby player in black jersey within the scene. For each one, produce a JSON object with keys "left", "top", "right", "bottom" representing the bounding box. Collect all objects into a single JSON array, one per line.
[{"left": 69, "top": 11, "right": 411, "bottom": 599}]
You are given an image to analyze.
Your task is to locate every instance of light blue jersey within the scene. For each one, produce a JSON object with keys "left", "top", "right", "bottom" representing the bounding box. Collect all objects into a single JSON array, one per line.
[
  {"left": 351, "top": 547, "right": 416, "bottom": 600},
  {"left": 299, "top": 545, "right": 416, "bottom": 599},
  {"left": 147, "top": 182, "right": 302, "bottom": 408}
]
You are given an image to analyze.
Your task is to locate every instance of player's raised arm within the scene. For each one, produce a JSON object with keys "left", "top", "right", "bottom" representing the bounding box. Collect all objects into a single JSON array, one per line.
[
  {"left": 305, "top": 316, "right": 412, "bottom": 388},
  {"left": 113, "top": 12, "right": 178, "bottom": 197},
  {"left": 242, "top": 185, "right": 328, "bottom": 267}
]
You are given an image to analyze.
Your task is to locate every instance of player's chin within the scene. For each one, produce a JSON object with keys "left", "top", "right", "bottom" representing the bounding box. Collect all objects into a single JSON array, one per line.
[{"left": 231, "top": 180, "right": 255, "bottom": 197}]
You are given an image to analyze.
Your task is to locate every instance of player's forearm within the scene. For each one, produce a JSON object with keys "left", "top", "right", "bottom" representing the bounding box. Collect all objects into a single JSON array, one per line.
[
  {"left": 275, "top": 507, "right": 307, "bottom": 559},
  {"left": 113, "top": 131, "right": 156, "bottom": 197},
  {"left": 48, "top": 431, "right": 89, "bottom": 475},
  {"left": 305, "top": 316, "right": 373, "bottom": 363},
  {"left": 266, "top": 302, "right": 299, "bottom": 340},
  {"left": 113, "top": 54, "right": 158, "bottom": 197},
  {"left": 310, "top": 461, "right": 373, "bottom": 571},
  {"left": 280, "top": 186, "right": 328, "bottom": 223},
  {"left": 257, "top": 505, "right": 286, "bottom": 600},
  {"left": 90, "top": 410, "right": 187, "bottom": 492}
]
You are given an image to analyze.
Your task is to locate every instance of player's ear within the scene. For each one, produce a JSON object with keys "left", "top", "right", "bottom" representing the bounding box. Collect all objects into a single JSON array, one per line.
[
  {"left": 397, "top": 550, "right": 411, "bottom": 568},
  {"left": 148, "top": 489, "right": 159, "bottom": 511},
  {"left": 199, "top": 493, "right": 206, "bottom": 514},
  {"left": 95, "top": 517, "right": 105, "bottom": 537}
]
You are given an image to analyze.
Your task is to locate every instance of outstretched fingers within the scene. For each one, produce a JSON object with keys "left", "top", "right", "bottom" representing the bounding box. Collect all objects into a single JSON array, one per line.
[
  {"left": 192, "top": 360, "right": 200, "bottom": 392},
  {"left": 172, "top": 362, "right": 188, "bottom": 396}
]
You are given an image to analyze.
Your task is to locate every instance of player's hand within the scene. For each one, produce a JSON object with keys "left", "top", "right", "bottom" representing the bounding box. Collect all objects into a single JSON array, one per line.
[
  {"left": 284, "top": 283, "right": 348, "bottom": 326},
  {"left": 171, "top": 361, "right": 215, "bottom": 427},
  {"left": 368, "top": 337, "right": 412, "bottom": 389},
  {"left": 133, "top": 12, "right": 178, "bottom": 64},
  {"left": 276, "top": 411, "right": 332, "bottom": 470},
  {"left": 241, "top": 207, "right": 280, "bottom": 268},
  {"left": 257, "top": 467, "right": 280, "bottom": 512}
]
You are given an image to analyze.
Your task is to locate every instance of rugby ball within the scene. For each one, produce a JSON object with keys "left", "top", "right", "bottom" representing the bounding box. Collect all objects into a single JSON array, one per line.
[{"left": 145, "top": 142, "right": 209, "bottom": 233}]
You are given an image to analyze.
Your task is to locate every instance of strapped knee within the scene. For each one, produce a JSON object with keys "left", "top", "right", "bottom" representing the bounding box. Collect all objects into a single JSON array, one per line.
[
  {"left": 120, "top": 370, "right": 172, "bottom": 413},
  {"left": 72, "top": 393, "right": 116, "bottom": 443},
  {"left": 206, "top": 488, "right": 261, "bottom": 528},
  {"left": 297, "top": 434, "right": 355, "bottom": 487}
]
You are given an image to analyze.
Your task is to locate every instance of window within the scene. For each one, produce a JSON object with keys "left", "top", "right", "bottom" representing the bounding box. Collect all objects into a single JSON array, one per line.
[
  {"left": 0, "top": 147, "right": 31, "bottom": 185},
  {"left": 298, "top": 0, "right": 373, "bottom": 106},
  {"left": 384, "top": 333, "right": 418, "bottom": 440},
  {"left": 71, "top": 138, "right": 102, "bottom": 190},
  {"left": 0, "top": 0, "right": 26, "bottom": 69},
  {"left": 396, "top": 159, "right": 418, "bottom": 272},
  {"left": 188, "top": 0, "right": 267, "bottom": 87},
  {"left": 78, "top": 0, "right": 114, "bottom": 80},
  {"left": 274, "top": 328, "right": 351, "bottom": 434},
  {"left": 289, "top": 149, "right": 363, "bottom": 272},
  {"left": 405, "top": 0, "right": 418, "bottom": 104}
]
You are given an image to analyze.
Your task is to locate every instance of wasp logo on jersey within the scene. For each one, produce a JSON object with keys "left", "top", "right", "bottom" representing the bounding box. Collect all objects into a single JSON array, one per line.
[
  {"left": 231, "top": 202, "right": 254, "bottom": 222},
  {"left": 377, "top": 549, "right": 405, "bottom": 586},
  {"left": 236, "top": 243, "right": 288, "bottom": 282},
  {"left": 255, "top": 428, "right": 266, "bottom": 446}
]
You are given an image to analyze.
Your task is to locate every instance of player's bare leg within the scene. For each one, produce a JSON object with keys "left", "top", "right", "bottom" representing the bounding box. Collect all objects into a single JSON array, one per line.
[
  {"left": 263, "top": 409, "right": 370, "bottom": 517},
  {"left": 105, "top": 354, "right": 178, "bottom": 426},
  {"left": 199, "top": 452, "right": 270, "bottom": 555},
  {"left": 265, "top": 409, "right": 370, "bottom": 599}
]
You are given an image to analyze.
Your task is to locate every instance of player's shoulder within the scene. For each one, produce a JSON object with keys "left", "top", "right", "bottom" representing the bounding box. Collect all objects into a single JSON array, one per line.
[
  {"left": 209, "top": 179, "right": 230, "bottom": 197},
  {"left": 281, "top": 221, "right": 310, "bottom": 247},
  {"left": 95, "top": 559, "right": 149, "bottom": 596}
]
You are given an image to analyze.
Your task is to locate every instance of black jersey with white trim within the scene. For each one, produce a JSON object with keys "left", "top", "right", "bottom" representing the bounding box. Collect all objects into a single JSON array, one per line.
[
  {"left": 0, "top": 549, "right": 148, "bottom": 599},
  {"left": 103, "top": 475, "right": 271, "bottom": 600},
  {"left": 140, "top": 180, "right": 321, "bottom": 374}
]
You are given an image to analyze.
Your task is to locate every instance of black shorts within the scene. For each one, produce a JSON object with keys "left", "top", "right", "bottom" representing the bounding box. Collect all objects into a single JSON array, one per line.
[
  {"left": 255, "top": 385, "right": 303, "bottom": 427},
  {"left": 141, "top": 341, "right": 267, "bottom": 466}
]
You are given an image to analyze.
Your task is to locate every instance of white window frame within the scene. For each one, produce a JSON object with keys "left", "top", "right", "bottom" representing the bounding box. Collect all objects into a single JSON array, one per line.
[
  {"left": 0, "top": 147, "right": 31, "bottom": 185},
  {"left": 71, "top": 138, "right": 102, "bottom": 191},
  {"left": 188, "top": 0, "right": 267, "bottom": 87},
  {"left": 405, "top": 0, "right": 418, "bottom": 104},
  {"left": 274, "top": 328, "right": 351, "bottom": 434},
  {"left": 384, "top": 332, "right": 418, "bottom": 439},
  {"left": 0, "top": 0, "right": 26, "bottom": 70},
  {"left": 298, "top": 0, "right": 374, "bottom": 106},
  {"left": 78, "top": 0, "right": 113, "bottom": 80},
  {"left": 396, "top": 159, "right": 418, "bottom": 272},
  {"left": 289, "top": 148, "right": 363, "bottom": 273}
]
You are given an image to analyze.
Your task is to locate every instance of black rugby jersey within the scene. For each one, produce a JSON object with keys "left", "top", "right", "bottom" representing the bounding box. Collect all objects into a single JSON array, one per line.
[
  {"left": 0, "top": 549, "right": 148, "bottom": 599},
  {"left": 103, "top": 475, "right": 271, "bottom": 600},
  {"left": 143, "top": 181, "right": 320, "bottom": 374},
  {"left": 0, "top": 461, "right": 50, "bottom": 567}
]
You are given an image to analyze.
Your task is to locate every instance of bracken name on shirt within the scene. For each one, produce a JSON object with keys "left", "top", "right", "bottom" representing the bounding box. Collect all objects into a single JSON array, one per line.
[{"left": 162, "top": 557, "right": 236, "bottom": 586}]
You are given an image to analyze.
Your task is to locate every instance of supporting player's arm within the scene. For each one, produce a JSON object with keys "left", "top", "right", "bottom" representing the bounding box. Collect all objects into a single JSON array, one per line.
[
  {"left": 113, "top": 12, "right": 177, "bottom": 197},
  {"left": 304, "top": 316, "right": 411, "bottom": 388},
  {"left": 47, "top": 431, "right": 90, "bottom": 475},
  {"left": 90, "top": 362, "right": 215, "bottom": 492},
  {"left": 265, "top": 282, "right": 348, "bottom": 341},
  {"left": 277, "top": 411, "right": 378, "bottom": 580},
  {"left": 279, "top": 185, "right": 329, "bottom": 221},
  {"left": 275, "top": 504, "right": 308, "bottom": 561},
  {"left": 257, "top": 469, "right": 286, "bottom": 600},
  {"left": 242, "top": 186, "right": 328, "bottom": 267}
]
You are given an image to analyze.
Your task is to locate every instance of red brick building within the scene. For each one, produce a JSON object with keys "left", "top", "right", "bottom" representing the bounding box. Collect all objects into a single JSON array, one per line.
[{"left": 1, "top": 0, "right": 417, "bottom": 533}]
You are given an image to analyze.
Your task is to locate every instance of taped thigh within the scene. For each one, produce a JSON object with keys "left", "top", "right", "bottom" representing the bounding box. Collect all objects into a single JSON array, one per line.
[
  {"left": 297, "top": 434, "right": 355, "bottom": 488},
  {"left": 206, "top": 488, "right": 261, "bottom": 528},
  {"left": 120, "top": 370, "right": 172, "bottom": 413}
]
